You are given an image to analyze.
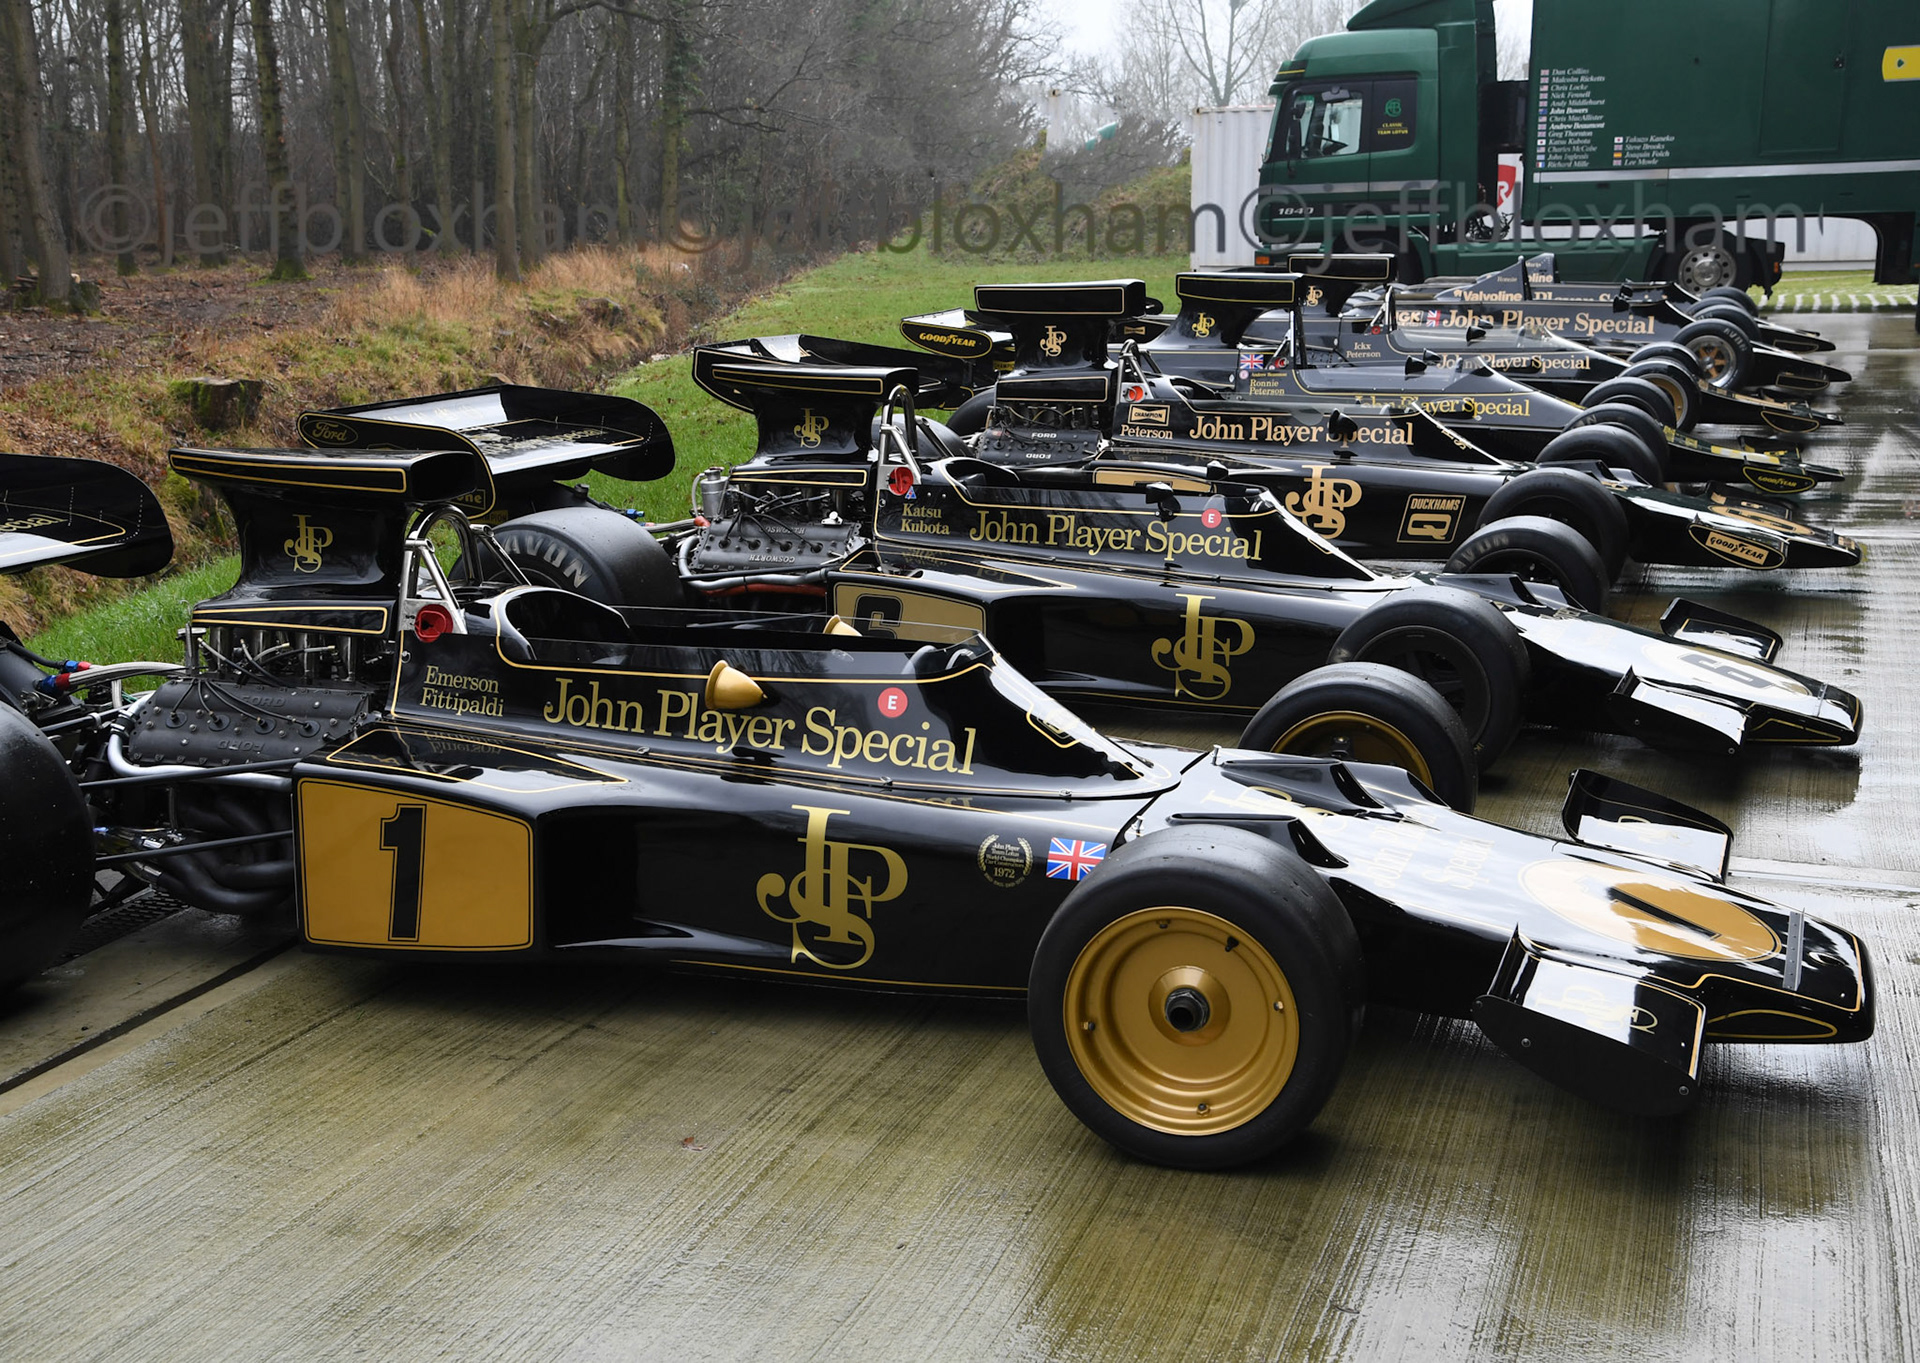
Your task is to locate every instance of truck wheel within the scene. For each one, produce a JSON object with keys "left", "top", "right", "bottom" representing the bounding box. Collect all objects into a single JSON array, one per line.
[
  {"left": 1694, "top": 286, "right": 1759, "bottom": 317},
  {"left": 1478, "top": 466, "right": 1629, "bottom": 577},
  {"left": 1620, "top": 360, "right": 1699, "bottom": 430},
  {"left": 1329, "top": 586, "right": 1530, "bottom": 770},
  {"left": 1582, "top": 377, "right": 1677, "bottom": 428},
  {"left": 0, "top": 705, "right": 93, "bottom": 994},
  {"left": 1028, "top": 823, "right": 1364, "bottom": 1170},
  {"left": 485, "top": 507, "right": 683, "bottom": 608},
  {"left": 1668, "top": 234, "right": 1745, "bottom": 292},
  {"left": 1628, "top": 342, "right": 1703, "bottom": 379},
  {"left": 1442, "top": 515, "right": 1610, "bottom": 614},
  {"left": 945, "top": 389, "right": 997, "bottom": 437},
  {"left": 1674, "top": 319, "right": 1752, "bottom": 390},
  {"left": 1236, "top": 662, "right": 1476, "bottom": 811},
  {"left": 1692, "top": 303, "right": 1761, "bottom": 341},
  {"left": 1542, "top": 419, "right": 1666, "bottom": 486}
]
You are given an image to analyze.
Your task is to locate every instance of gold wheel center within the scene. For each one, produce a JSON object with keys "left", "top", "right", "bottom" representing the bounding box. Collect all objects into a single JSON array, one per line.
[
  {"left": 1269, "top": 709, "right": 1433, "bottom": 785},
  {"left": 1064, "top": 908, "right": 1299, "bottom": 1136}
]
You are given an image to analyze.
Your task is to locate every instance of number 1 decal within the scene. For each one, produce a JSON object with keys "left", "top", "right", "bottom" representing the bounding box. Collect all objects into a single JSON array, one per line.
[{"left": 381, "top": 804, "right": 426, "bottom": 941}]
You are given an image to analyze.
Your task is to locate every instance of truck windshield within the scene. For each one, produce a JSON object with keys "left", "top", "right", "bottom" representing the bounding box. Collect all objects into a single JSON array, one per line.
[{"left": 1279, "top": 86, "right": 1365, "bottom": 160}]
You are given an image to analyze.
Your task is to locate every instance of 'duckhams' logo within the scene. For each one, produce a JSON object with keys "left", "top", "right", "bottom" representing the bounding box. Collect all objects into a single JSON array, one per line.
[
  {"left": 757, "top": 805, "right": 908, "bottom": 970},
  {"left": 283, "top": 514, "right": 334, "bottom": 573},
  {"left": 1152, "top": 594, "right": 1254, "bottom": 701}
]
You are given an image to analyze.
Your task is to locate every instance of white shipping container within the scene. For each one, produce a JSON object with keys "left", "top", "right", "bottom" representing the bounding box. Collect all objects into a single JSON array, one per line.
[{"left": 1188, "top": 105, "right": 1275, "bottom": 268}]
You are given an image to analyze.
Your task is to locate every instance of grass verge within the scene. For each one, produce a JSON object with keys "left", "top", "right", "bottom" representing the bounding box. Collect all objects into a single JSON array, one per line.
[{"left": 595, "top": 245, "right": 1186, "bottom": 522}]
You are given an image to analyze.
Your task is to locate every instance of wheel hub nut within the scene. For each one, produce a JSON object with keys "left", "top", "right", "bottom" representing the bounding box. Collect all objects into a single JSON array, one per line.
[{"left": 1163, "top": 986, "right": 1211, "bottom": 1033}]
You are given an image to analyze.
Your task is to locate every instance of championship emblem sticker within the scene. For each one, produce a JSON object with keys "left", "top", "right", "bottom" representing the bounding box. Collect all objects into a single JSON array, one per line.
[
  {"left": 1201, "top": 505, "right": 1224, "bottom": 529},
  {"left": 887, "top": 465, "right": 917, "bottom": 497},
  {"left": 1046, "top": 838, "right": 1107, "bottom": 881},
  {"left": 978, "top": 834, "right": 1033, "bottom": 890},
  {"left": 877, "top": 686, "right": 910, "bottom": 720}
]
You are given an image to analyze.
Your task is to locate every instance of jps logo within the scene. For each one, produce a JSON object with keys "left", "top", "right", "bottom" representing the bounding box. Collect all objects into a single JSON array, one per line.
[
  {"left": 283, "top": 514, "right": 334, "bottom": 573},
  {"left": 1152, "top": 594, "right": 1255, "bottom": 701},
  {"left": 794, "top": 409, "right": 829, "bottom": 448},
  {"left": 1305, "top": 285, "right": 1323, "bottom": 308},
  {"left": 1039, "top": 324, "right": 1068, "bottom": 358},
  {"left": 756, "top": 805, "right": 908, "bottom": 971},
  {"left": 1283, "top": 465, "right": 1363, "bottom": 537},
  {"left": 1191, "top": 312, "right": 1215, "bottom": 338}
]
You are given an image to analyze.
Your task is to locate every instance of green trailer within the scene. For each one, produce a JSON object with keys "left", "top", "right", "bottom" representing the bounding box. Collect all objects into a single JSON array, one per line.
[{"left": 1254, "top": 0, "right": 1920, "bottom": 308}]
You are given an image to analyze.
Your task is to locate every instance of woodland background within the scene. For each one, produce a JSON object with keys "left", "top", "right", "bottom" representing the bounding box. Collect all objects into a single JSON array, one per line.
[{"left": 0, "top": 0, "right": 1375, "bottom": 303}]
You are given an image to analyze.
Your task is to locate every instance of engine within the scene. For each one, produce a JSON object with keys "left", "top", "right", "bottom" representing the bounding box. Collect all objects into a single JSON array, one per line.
[{"left": 679, "top": 468, "right": 869, "bottom": 592}]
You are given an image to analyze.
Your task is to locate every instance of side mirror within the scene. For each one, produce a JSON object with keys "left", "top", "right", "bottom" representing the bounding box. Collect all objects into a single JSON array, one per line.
[
  {"left": 1143, "top": 480, "right": 1181, "bottom": 520},
  {"left": 704, "top": 659, "right": 767, "bottom": 711}
]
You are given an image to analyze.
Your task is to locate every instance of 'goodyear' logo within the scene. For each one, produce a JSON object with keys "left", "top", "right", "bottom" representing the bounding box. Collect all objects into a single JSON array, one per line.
[
  {"left": 284, "top": 514, "right": 334, "bottom": 573},
  {"left": 1152, "top": 593, "right": 1254, "bottom": 701},
  {"left": 1039, "top": 324, "right": 1068, "bottom": 358},
  {"left": 757, "top": 805, "right": 908, "bottom": 970},
  {"left": 794, "top": 410, "right": 829, "bottom": 448},
  {"left": 1283, "top": 465, "right": 1363, "bottom": 537}
]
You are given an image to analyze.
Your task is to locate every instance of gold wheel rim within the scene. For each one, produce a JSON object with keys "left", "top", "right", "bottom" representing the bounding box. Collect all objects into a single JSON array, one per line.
[
  {"left": 1270, "top": 709, "right": 1433, "bottom": 785},
  {"left": 1064, "top": 908, "right": 1299, "bottom": 1136},
  {"left": 1644, "top": 373, "right": 1687, "bottom": 421}
]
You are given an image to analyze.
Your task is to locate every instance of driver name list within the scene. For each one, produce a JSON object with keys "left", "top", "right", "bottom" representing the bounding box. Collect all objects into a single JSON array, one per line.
[{"left": 1535, "top": 67, "right": 1606, "bottom": 172}]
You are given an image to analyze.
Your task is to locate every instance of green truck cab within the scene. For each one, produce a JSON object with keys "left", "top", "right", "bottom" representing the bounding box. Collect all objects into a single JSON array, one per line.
[{"left": 1257, "top": 0, "right": 1920, "bottom": 298}]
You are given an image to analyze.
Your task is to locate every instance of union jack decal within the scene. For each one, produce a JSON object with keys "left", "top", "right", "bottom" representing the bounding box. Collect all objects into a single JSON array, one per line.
[{"left": 1046, "top": 839, "right": 1108, "bottom": 881}]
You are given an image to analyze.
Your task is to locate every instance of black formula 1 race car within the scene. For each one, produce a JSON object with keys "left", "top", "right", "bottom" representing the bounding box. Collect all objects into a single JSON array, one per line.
[
  {"left": 1361, "top": 253, "right": 1849, "bottom": 393},
  {"left": 0, "top": 444, "right": 1877, "bottom": 1169},
  {"left": 298, "top": 372, "right": 1863, "bottom": 782},
  {"left": 904, "top": 277, "right": 1845, "bottom": 494},
  {"left": 708, "top": 329, "right": 1860, "bottom": 600},
  {"left": 1262, "top": 253, "right": 1846, "bottom": 432}
]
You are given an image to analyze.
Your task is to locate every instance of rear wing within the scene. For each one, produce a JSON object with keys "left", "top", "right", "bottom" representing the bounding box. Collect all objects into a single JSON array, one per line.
[
  {"left": 1162, "top": 272, "right": 1300, "bottom": 349},
  {"left": 691, "top": 349, "right": 914, "bottom": 464},
  {"left": 1286, "top": 252, "right": 1395, "bottom": 314},
  {"left": 168, "top": 445, "right": 488, "bottom": 637},
  {"left": 969, "top": 279, "right": 1149, "bottom": 371},
  {"left": 298, "top": 383, "right": 674, "bottom": 516},
  {"left": 706, "top": 333, "right": 983, "bottom": 410},
  {"left": 0, "top": 452, "right": 173, "bottom": 578}
]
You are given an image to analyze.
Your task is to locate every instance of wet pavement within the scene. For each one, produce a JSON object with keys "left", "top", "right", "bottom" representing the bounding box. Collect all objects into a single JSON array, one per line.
[{"left": 2, "top": 314, "right": 1916, "bottom": 1361}]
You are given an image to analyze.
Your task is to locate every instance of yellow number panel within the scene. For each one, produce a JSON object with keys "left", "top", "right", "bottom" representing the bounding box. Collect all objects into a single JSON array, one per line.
[{"left": 297, "top": 779, "right": 534, "bottom": 950}]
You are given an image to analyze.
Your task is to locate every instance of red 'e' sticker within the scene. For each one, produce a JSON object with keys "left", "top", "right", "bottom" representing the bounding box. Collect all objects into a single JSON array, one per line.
[
  {"left": 1201, "top": 506, "right": 1224, "bottom": 529},
  {"left": 888, "top": 466, "right": 916, "bottom": 496},
  {"left": 878, "top": 687, "right": 910, "bottom": 719}
]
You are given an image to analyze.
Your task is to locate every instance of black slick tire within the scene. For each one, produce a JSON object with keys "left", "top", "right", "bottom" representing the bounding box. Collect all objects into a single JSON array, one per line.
[
  {"left": 1329, "top": 586, "right": 1530, "bottom": 770},
  {"left": 1674, "top": 318, "right": 1752, "bottom": 390},
  {"left": 0, "top": 705, "right": 93, "bottom": 994},
  {"left": 1582, "top": 376, "right": 1677, "bottom": 428},
  {"left": 1628, "top": 342, "right": 1704, "bottom": 379},
  {"left": 1442, "top": 514, "right": 1611, "bottom": 614},
  {"left": 1537, "top": 422, "right": 1665, "bottom": 486},
  {"left": 945, "top": 389, "right": 997, "bottom": 437},
  {"left": 1691, "top": 303, "right": 1761, "bottom": 340},
  {"left": 1619, "top": 360, "right": 1700, "bottom": 430},
  {"left": 1028, "top": 824, "right": 1364, "bottom": 1170},
  {"left": 486, "top": 507, "right": 683, "bottom": 607},
  {"left": 1236, "top": 662, "right": 1477, "bottom": 811},
  {"left": 1478, "top": 466, "right": 1629, "bottom": 578},
  {"left": 1695, "top": 286, "right": 1759, "bottom": 316}
]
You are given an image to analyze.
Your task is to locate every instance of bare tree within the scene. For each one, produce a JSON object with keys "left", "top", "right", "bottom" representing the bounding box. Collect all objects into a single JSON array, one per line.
[
  {"left": 248, "top": 0, "right": 305, "bottom": 279},
  {"left": 1111, "top": 0, "right": 1355, "bottom": 124},
  {"left": 2, "top": 0, "right": 72, "bottom": 305}
]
